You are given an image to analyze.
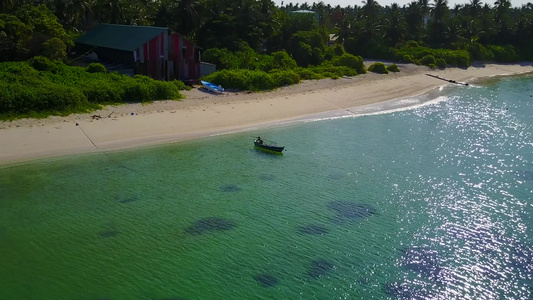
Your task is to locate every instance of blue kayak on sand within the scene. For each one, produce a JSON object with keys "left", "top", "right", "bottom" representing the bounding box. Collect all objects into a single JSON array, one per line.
[{"left": 201, "top": 80, "right": 224, "bottom": 93}]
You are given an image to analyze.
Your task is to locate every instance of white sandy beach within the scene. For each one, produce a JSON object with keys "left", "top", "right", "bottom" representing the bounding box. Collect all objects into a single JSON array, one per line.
[{"left": 1, "top": 62, "right": 531, "bottom": 165}]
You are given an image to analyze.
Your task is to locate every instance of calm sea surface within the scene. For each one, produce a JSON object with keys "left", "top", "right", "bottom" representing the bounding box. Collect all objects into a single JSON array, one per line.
[{"left": 1, "top": 74, "right": 532, "bottom": 299}]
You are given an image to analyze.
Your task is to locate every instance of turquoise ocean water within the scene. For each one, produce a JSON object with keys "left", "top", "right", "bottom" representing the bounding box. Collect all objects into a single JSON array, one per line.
[{"left": 1, "top": 74, "right": 532, "bottom": 299}]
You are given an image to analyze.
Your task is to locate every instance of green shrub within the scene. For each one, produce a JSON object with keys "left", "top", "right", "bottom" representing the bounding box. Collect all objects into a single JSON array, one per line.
[
  {"left": 441, "top": 52, "right": 457, "bottom": 66},
  {"left": 29, "top": 56, "right": 55, "bottom": 71},
  {"left": 271, "top": 51, "right": 298, "bottom": 70},
  {"left": 332, "top": 53, "right": 365, "bottom": 74},
  {"left": 87, "top": 63, "right": 107, "bottom": 73},
  {"left": 269, "top": 69, "right": 300, "bottom": 86},
  {"left": 42, "top": 37, "right": 67, "bottom": 61},
  {"left": 0, "top": 60, "right": 184, "bottom": 119},
  {"left": 416, "top": 50, "right": 432, "bottom": 59},
  {"left": 406, "top": 40, "right": 419, "bottom": 48},
  {"left": 171, "top": 80, "right": 191, "bottom": 91},
  {"left": 435, "top": 58, "right": 446, "bottom": 69},
  {"left": 486, "top": 45, "right": 519, "bottom": 63},
  {"left": 368, "top": 62, "right": 389, "bottom": 74},
  {"left": 202, "top": 69, "right": 270, "bottom": 91},
  {"left": 401, "top": 54, "right": 414, "bottom": 63},
  {"left": 1, "top": 82, "right": 89, "bottom": 115},
  {"left": 321, "top": 71, "right": 337, "bottom": 78},
  {"left": 82, "top": 82, "right": 121, "bottom": 103},
  {"left": 455, "top": 51, "right": 470, "bottom": 68},
  {"left": 466, "top": 42, "right": 488, "bottom": 61},
  {"left": 392, "top": 46, "right": 470, "bottom": 68},
  {"left": 152, "top": 80, "right": 184, "bottom": 100},
  {"left": 310, "top": 64, "right": 358, "bottom": 77},
  {"left": 295, "top": 68, "right": 324, "bottom": 80},
  {"left": 387, "top": 64, "right": 400, "bottom": 72},
  {"left": 419, "top": 55, "right": 436, "bottom": 66},
  {"left": 428, "top": 64, "right": 437, "bottom": 69},
  {"left": 251, "top": 71, "right": 275, "bottom": 90},
  {"left": 202, "top": 48, "right": 239, "bottom": 70},
  {"left": 123, "top": 82, "right": 151, "bottom": 102},
  {"left": 333, "top": 44, "right": 345, "bottom": 56}
]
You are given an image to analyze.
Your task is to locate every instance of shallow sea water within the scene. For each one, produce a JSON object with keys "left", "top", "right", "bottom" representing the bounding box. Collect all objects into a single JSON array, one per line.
[{"left": 0, "top": 74, "right": 532, "bottom": 299}]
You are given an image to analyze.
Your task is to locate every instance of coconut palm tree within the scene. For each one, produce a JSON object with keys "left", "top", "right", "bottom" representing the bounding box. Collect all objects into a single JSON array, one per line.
[
  {"left": 383, "top": 3, "right": 406, "bottom": 46},
  {"left": 468, "top": 0, "right": 483, "bottom": 18},
  {"left": 494, "top": 0, "right": 512, "bottom": 42},
  {"left": 429, "top": 0, "right": 449, "bottom": 45},
  {"left": 405, "top": 1, "right": 426, "bottom": 40}
]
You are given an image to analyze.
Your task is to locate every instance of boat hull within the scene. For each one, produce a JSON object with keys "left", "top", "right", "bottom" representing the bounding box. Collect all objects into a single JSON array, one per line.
[
  {"left": 254, "top": 142, "right": 284, "bottom": 154},
  {"left": 201, "top": 80, "right": 224, "bottom": 93}
]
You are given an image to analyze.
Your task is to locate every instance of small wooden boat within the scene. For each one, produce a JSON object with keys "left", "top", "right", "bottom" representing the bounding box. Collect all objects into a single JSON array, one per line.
[
  {"left": 201, "top": 80, "right": 224, "bottom": 93},
  {"left": 254, "top": 137, "right": 284, "bottom": 154}
]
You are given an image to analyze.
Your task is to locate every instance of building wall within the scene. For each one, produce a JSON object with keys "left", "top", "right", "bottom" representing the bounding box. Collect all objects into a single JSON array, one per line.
[
  {"left": 200, "top": 62, "right": 216, "bottom": 77},
  {"left": 134, "top": 32, "right": 200, "bottom": 81},
  {"left": 167, "top": 34, "right": 200, "bottom": 81}
]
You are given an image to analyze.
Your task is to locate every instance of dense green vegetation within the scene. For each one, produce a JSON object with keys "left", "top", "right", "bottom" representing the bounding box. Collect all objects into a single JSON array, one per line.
[
  {"left": 387, "top": 63, "right": 400, "bottom": 72},
  {"left": 0, "top": 57, "right": 188, "bottom": 120},
  {"left": 0, "top": 0, "right": 531, "bottom": 118},
  {"left": 201, "top": 45, "right": 366, "bottom": 89},
  {"left": 2, "top": 0, "right": 531, "bottom": 65},
  {"left": 368, "top": 62, "right": 389, "bottom": 74}
]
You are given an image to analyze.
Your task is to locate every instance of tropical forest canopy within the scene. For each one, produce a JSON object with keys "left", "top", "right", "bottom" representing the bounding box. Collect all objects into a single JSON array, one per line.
[{"left": 0, "top": 0, "right": 532, "bottom": 64}]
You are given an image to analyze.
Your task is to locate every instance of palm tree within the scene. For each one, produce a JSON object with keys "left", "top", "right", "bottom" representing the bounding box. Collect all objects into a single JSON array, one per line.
[
  {"left": 405, "top": 1, "right": 426, "bottom": 40},
  {"left": 93, "top": 0, "right": 124, "bottom": 24},
  {"left": 468, "top": 0, "right": 483, "bottom": 18},
  {"left": 334, "top": 13, "right": 353, "bottom": 45},
  {"left": 383, "top": 3, "right": 406, "bottom": 46},
  {"left": 175, "top": 0, "right": 200, "bottom": 36},
  {"left": 429, "top": 0, "right": 449, "bottom": 45},
  {"left": 418, "top": 0, "right": 431, "bottom": 26},
  {"left": 362, "top": 0, "right": 380, "bottom": 23},
  {"left": 494, "top": 0, "right": 512, "bottom": 42}
]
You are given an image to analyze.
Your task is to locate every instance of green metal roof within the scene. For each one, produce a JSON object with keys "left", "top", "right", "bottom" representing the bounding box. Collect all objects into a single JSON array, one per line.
[{"left": 76, "top": 24, "right": 168, "bottom": 52}]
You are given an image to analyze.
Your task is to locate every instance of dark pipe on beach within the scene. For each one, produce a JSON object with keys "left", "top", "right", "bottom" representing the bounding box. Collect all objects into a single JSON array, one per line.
[{"left": 426, "top": 73, "right": 469, "bottom": 86}]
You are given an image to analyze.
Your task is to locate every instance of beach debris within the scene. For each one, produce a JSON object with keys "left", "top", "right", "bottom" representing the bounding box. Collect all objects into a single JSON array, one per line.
[
  {"left": 185, "top": 217, "right": 236, "bottom": 235},
  {"left": 91, "top": 114, "right": 102, "bottom": 119},
  {"left": 426, "top": 73, "right": 469, "bottom": 86},
  {"left": 326, "top": 200, "right": 377, "bottom": 221},
  {"left": 253, "top": 273, "right": 280, "bottom": 287},
  {"left": 297, "top": 224, "right": 329, "bottom": 236},
  {"left": 307, "top": 258, "right": 335, "bottom": 279},
  {"left": 219, "top": 184, "right": 242, "bottom": 192}
]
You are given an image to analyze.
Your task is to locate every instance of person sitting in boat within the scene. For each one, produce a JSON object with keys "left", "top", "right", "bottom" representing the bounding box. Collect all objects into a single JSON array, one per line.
[{"left": 257, "top": 137, "right": 264, "bottom": 144}]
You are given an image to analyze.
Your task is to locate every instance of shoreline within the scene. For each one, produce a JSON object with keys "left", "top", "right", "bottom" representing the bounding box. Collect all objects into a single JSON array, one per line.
[{"left": 1, "top": 62, "right": 532, "bottom": 166}]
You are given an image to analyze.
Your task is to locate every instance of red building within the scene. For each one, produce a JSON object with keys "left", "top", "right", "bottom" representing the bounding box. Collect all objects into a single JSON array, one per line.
[{"left": 76, "top": 24, "right": 201, "bottom": 81}]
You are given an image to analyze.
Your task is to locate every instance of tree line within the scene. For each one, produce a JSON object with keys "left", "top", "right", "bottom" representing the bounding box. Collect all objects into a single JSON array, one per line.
[{"left": 1, "top": 0, "right": 532, "bottom": 64}]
